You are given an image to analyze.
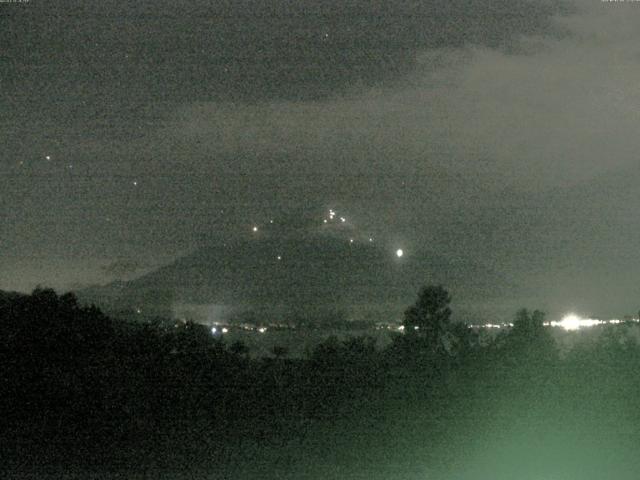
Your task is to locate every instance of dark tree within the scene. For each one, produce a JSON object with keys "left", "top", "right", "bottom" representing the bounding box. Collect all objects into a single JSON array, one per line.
[
  {"left": 172, "top": 320, "right": 213, "bottom": 354},
  {"left": 512, "top": 308, "right": 546, "bottom": 337},
  {"left": 230, "top": 340, "right": 250, "bottom": 357},
  {"left": 271, "top": 345, "right": 288, "bottom": 360},
  {"left": 403, "top": 285, "right": 453, "bottom": 354},
  {"left": 446, "top": 321, "right": 479, "bottom": 358},
  {"left": 342, "top": 336, "right": 376, "bottom": 358},
  {"left": 499, "top": 308, "right": 557, "bottom": 363},
  {"left": 310, "top": 335, "right": 341, "bottom": 365}
]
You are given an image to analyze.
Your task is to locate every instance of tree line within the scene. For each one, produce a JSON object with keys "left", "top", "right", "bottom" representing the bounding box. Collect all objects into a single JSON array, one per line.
[{"left": 2, "top": 285, "right": 640, "bottom": 478}]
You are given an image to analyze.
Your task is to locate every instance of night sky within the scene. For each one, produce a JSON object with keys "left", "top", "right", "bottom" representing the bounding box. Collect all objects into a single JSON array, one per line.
[{"left": 2, "top": 0, "right": 640, "bottom": 318}]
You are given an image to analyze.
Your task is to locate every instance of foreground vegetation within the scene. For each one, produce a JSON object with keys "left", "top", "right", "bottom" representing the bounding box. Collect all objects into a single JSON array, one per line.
[{"left": 2, "top": 287, "right": 640, "bottom": 479}]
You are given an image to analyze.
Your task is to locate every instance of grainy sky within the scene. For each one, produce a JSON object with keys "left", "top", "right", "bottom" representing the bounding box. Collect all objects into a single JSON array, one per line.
[{"left": 2, "top": 0, "right": 640, "bottom": 318}]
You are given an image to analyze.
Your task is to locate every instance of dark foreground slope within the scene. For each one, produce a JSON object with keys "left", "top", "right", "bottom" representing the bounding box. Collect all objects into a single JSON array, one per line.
[{"left": 3, "top": 289, "right": 640, "bottom": 479}]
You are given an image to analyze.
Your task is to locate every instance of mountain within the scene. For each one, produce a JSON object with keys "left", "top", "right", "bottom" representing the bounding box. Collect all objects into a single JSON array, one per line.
[{"left": 78, "top": 222, "right": 511, "bottom": 324}]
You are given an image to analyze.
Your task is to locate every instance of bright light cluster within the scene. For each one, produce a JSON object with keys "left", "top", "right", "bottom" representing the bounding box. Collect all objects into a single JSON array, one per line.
[
  {"left": 470, "top": 314, "right": 635, "bottom": 332},
  {"left": 322, "top": 208, "right": 346, "bottom": 225},
  {"left": 249, "top": 208, "right": 406, "bottom": 261},
  {"left": 549, "top": 314, "right": 603, "bottom": 331}
]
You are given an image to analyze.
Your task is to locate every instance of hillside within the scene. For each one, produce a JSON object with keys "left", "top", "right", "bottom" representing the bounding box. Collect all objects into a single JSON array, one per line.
[{"left": 79, "top": 220, "right": 511, "bottom": 324}]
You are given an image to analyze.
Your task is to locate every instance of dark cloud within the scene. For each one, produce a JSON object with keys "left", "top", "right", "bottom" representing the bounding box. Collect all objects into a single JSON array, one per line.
[
  {"left": 9, "top": 0, "right": 640, "bottom": 320},
  {"left": 2, "top": 0, "right": 569, "bottom": 120}
]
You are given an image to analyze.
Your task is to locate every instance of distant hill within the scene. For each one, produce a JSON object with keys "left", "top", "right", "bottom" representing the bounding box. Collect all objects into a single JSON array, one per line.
[{"left": 78, "top": 229, "right": 511, "bottom": 324}]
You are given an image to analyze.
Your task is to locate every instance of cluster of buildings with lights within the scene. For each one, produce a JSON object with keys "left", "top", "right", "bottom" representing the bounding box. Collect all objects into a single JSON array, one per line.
[
  {"left": 119, "top": 301, "right": 640, "bottom": 337},
  {"left": 468, "top": 314, "right": 640, "bottom": 332}
]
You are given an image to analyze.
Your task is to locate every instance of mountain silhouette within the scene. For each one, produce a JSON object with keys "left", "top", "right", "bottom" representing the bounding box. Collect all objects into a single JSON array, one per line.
[{"left": 79, "top": 227, "right": 510, "bottom": 324}]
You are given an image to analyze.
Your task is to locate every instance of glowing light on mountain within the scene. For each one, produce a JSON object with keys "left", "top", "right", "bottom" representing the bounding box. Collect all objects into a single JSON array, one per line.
[{"left": 396, "top": 249, "right": 404, "bottom": 258}]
